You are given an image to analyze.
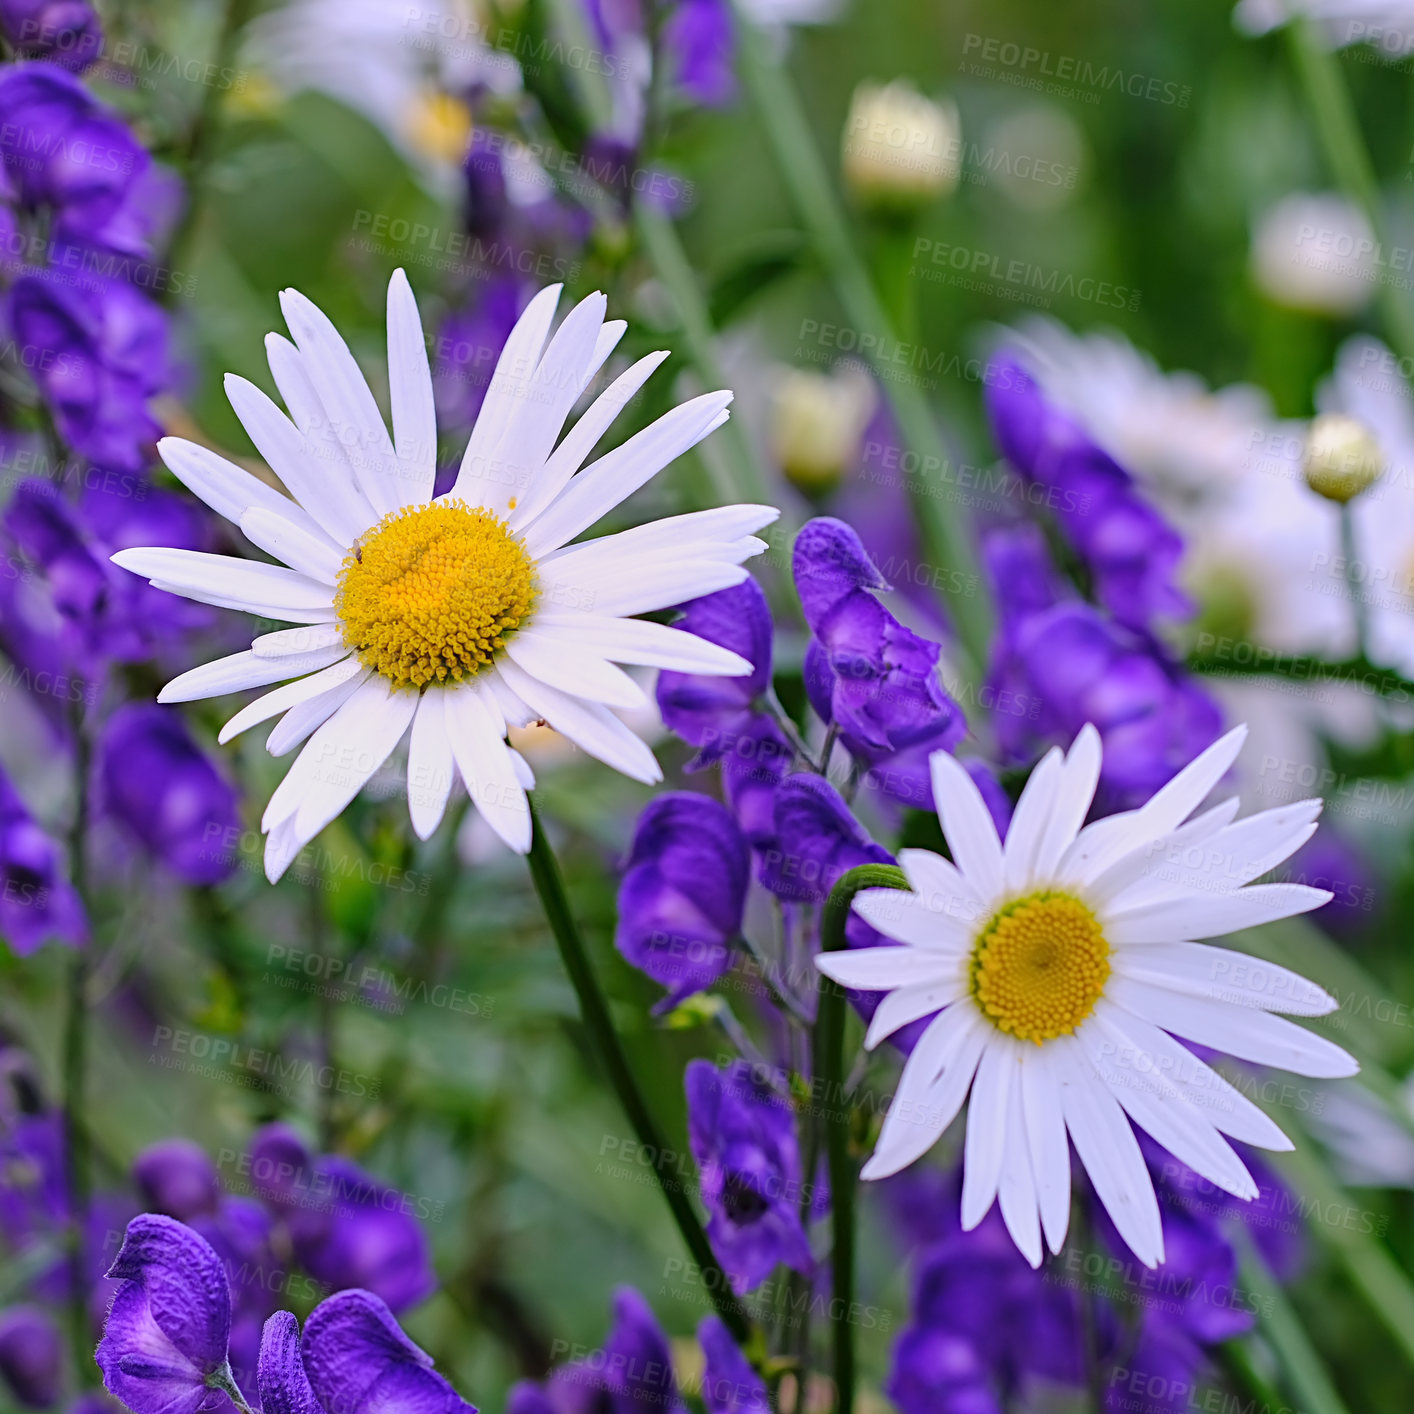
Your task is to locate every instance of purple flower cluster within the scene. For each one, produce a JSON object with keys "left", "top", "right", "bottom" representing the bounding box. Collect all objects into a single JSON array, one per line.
[{"left": 96, "top": 1215, "right": 470, "bottom": 1414}]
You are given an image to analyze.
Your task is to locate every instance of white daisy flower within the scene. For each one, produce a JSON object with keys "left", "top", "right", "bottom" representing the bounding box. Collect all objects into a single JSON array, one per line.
[
  {"left": 818, "top": 723, "right": 1357, "bottom": 1267},
  {"left": 113, "top": 271, "right": 776, "bottom": 882}
]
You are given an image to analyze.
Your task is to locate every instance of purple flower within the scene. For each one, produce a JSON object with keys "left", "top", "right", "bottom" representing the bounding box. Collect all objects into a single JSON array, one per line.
[
  {"left": 245, "top": 1124, "right": 313, "bottom": 1213},
  {"left": 0, "top": 1304, "right": 63, "bottom": 1408},
  {"left": 985, "top": 358, "right": 1190, "bottom": 630},
  {"left": 0, "top": 0, "right": 103, "bottom": 71},
  {"left": 616, "top": 793, "right": 749, "bottom": 1010},
  {"left": 0, "top": 66, "right": 147, "bottom": 245},
  {"left": 96, "top": 1214, "right": 234, "bottom": 1414},
  {"left": 759, "top": 773, "right": 891, "bottom": 907},
  {"left": 301, "top": 1289, "right": 476, "bottom": 1414},
  {"left": 664, "top": 0, "right": 734, "bottom": 105},
  {"left": 96, "top": 705, "right": 239, "bottom": 885},
  {"left": 9, "top": 272, "right": 167, "bottom": 474},
  {"left": 134, "top": 1139, "right": 221, "bottom": 1222},
  {"left": 657, "top": 580, "right": 773, "bottom": 764},
  {"left": 0, "top": 763, "right": 86, "bottom": 954},
  {"left": 686, "top": 1059, "right": 811, "bottom": 1293},
  {"left": 256, "top": 1311, "right": 321, "bottom": 1414},
  {"left": 187, "top": 1197, "right": 280, "bottom": 1393},
  {"left": 697, "top": 1316, "right": 768, "bottom": 1414},
  {"left": 794, "top": 518, "right": 964, "bottom": 810},
  {"left": 288, "top": 1157, "right": 435, "bottom": 1314},
  {"left": 433, "top": 276, "right": 526, "bottom": 437}
]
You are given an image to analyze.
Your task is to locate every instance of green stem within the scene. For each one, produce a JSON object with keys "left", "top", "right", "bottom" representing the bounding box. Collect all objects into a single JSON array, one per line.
[
  {"left": 524, "top": 798, "right": 754, "bottom": 1344},
  {"left": 1285, "top": 18, "right": 1414, "bottom": 370},
  {"left": 731, "top": 8, "right": 991, "bottom": 677},
  {"left": 1219, "top": 1339, "right": 1289, "bottom": 1414},
  {"left": 1187, "top": 648, "right": 1414, "bottom": 701},
  {"left": 818, "top": 863, "right": 908, "bottom": 1414},
  {"left": 1339, "top": 502, "right": 1370, "bottom": 660},
  {"left": 1236, "top": 1234, "right": 1353, "bottom": 1414},
  {"left": 632, "top": 201, "right": 778, "bottom": 511}
]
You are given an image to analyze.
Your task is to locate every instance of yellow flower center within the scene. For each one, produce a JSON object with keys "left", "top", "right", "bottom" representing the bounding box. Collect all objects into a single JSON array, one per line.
[
  {"left": 970, "top": 891, "right": 1110, "bottom": 1044},
  {"left": 335, "top": 499, "right": 536, "bottom": 690}
]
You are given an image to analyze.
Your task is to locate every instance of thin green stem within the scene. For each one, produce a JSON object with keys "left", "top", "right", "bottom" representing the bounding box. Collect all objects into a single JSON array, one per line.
[
  {"left": 1339, "top": 502, "right": 1369, "bottom": 660},
  {"left": 818, "top": 863, "right": 908, "bottom": 1414},
  {"left": 1187, "top": 648, "right": 1414, "bottom": 701},
  {"left": 1285, "top": 18, "right": 1414, "bottom": 370},
  {"left": 731, "top": 9, "right": 991, "bottom": 677},
  {"left": 632, "top": 201, "right": 778, "bottom": 511},
  {"left": 1219, "top": 1339, "right": 1289, "bottom": 1414},
  {"left": 524, "top": 797, "right": 754, "bottom": 1344},
  {"left": 1236, "top": 1234, "right": 1353, "bottom": 1414}
]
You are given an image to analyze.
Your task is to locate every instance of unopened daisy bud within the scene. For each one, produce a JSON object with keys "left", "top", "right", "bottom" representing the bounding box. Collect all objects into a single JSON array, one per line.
[
  {"left": 769, "top": 366, "right": 876, "bottom": 493},
  {"left": 842, "top": 80, "right": 960, "bottom": 213},
  {"left": 1304, "top": 413, "right": 1384, "bottom": 503}
]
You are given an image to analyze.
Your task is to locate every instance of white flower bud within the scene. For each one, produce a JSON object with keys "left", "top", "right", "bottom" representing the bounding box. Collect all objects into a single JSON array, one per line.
[
  {"left": 842, "top": 81, "right": 960, "bottom": 212},
  {"left": 769, "top": 366, "right": 877, "bottom": 494},
  {"left": 1304, "top": 412, "right": 1384, "bottom": 503}
]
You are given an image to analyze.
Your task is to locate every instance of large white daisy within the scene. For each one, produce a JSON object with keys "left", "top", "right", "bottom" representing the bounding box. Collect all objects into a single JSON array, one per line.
[
  {"left": 113, "top": 272, "right": 775, "bottom": 881},
  {"left": 818, "top": 724, "right": 1357, "bottom": 1267}
]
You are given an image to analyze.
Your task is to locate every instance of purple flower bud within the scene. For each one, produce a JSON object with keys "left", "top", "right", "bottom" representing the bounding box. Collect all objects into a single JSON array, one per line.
[
  {"left": 0, "top": 0, "right": 103, "bottom": 72},
  {"left": 664, "top": 0, "right": 734, "bottom": 107},
  {"left": 301, "top": 1289, "right": 476, "bottom": 1414},
  {"left": 0, "top": 763, "right": 86, "bottom": 954},
  {"left": 247, "top": 1124, "right": 314, "bottom": 1212},
  {"left": 96, "top": 705, "right": 239, "bottom": 885},
  {"left": 686, "top": 1060, "right": 812, "bottom": 1293},
  {"left": 97, "top": 1214, "right": 233, "bottom": 1414},
  {"left": 8, "top": 273, "right": 167, "bottom": 475},
  {"left": 759, "top": 774, "right": 891, "bottom": 906},
  {"left": 0, "top": 1305, "right": 63, "bottom": 1408},
  {"left": 595, "top": 1289, "right": 685, "bottom": 1413},
  {"left": 697, "top": 1316, "right": 769, "bottom": 1413},
  {"left": 288, "top": 1158, "right": 434, "bottom": 1313},
  {"left": 794, "top": 519, "right": 964, "bottom": 809},
  {"left": 257, "top": 1311, "right": 321, "bottom": 1414},
  {"left": 615, "top": 793, "right": 749, "bottom": 1011},
  {"left": 133, "top": 1140, "right": 220, "bottom": 1222}
]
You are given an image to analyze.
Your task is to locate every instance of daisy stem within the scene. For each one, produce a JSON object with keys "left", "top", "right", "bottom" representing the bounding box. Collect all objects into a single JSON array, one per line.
[
  {"left": 1339, "top": 502, "right": 1370, "bottom": 661},
  {"left": 524, "top": 797, "right": 755, "bottom": 1345},
  {"left": 1285, "top": 17, "right": 1414, "bottom": 373},
  {"left": 818, "top": 863, "right": 909, "bottom": 1414},
  {"left": 731, "top": 7, "right": 992, "bottom": 679}
]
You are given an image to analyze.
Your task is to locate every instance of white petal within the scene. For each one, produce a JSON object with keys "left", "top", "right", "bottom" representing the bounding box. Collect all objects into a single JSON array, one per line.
[
  {"left": 224, "top": 373, "right": 374, "bottom": 546},
  {"left": 538, "top": 558, "right": 752, "bottom": 619},
  {"left": 239, "top": 507, "right": 345, "bottom": 583},
  {"left": 454, "top": 284, "right": 561, "bottom": 506},
  {"left": 445, "top": 682, "right": 532, "bottom": 852},
  {"left": 407, "top": 690, "right": 456, "bottom": 841},
  {"left": 1104, "top": 883, "right": 1333, "bottom": 945},
  {"left": 266, "top": 669, "right": 371, "bottom": 757},
  {"left": 264, "top": 817, "right": 305, "bottom": 884},
  {"left": 1113, "top": 942, "right": 1337, "bottom": 1017},
  {"left": 386, "top": 269, "right": 438, "bottom": 506},
  {"left": 157, "top": 436, "right": 341, "bottom": 550},
  {"left": 861, "top": 1009, "right": 987, "bottom": 1180},
  {"left": 252, "top": 624, "right": 346, "bottom": 658},
  {"left": 159, "top": 646, "right": 344, "bottom": 704},
  {"left": 527, "top": 613, "right": 753, "bottom": 675},
  {"left": 503, "top": 632, "right": 647, "bottom": 710},
  {"left": 852, "top": 888, "right": 974, "bottom": 952},
  {"left": 279, "top": 287, "right": 403, "bottom": 518},
  {"left": 897, "top": 848, "right": 986, "bottom": 923},
  {"left": 929, "top": 751, "right": 1005, "bottom": 904},
  {"left": 1053, "top": 1036, "right": 1165, "bottom": 1267},
  {"left": 996, "top": 1051, "right": 1043, "bottom": 1267},
  {"left": 496, "top": 658, "right": 661, "bottom": 783},
  {"left": 220, "top": 657, "right": 366, "bottom": 744},
  {"left": 1020, "top": 1048, "right": 1071, "bottom": 1254},
  {"left": 815, "top": 946, "right": 956, "bottom": 990},
  {"left": 1003, "top": 746, "right": 1063, "bottom": 893},
  {"left": 1107, "top": 976, "right": 1359, "bottom": 1078},
  {"left": 510, "top": 350, "right": 671, "bottom": 527},
  {"left": 1034, "top": 723, "right": 1102, "bottom": 880},
  {"left": 961, "top": 1040, "right": 1012, "bottom": 1231},
  {"left": 114, "top": 548, "right": 334, "bottom": 617},
  {"left": 519, "top": 391, "right": 734, "bottom": 558},
  {"left": 863, "top": 979, "right": 964, "bottom": 1049},
  {"left": 1084, "top": 797, "right": 1242, "bottom": 907},
  {"left": 1082, "top": 1008, "right": 1257, "bottom": 1199}
]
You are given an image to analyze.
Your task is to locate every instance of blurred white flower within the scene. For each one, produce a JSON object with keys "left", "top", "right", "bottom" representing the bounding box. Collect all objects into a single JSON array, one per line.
[
  {"left": 842, "top": 80, "right": 961, "bottom": 212},
  {"left": 1235, "top": 0, "right": 1414, "bottom": 57},
  {"left": 1307, "top": 1079, "right": 1414, "bottom": 1187},
  {"left": 1251, "top": 192, "right": 1376, "bottom": 316},
  {"left": 981, "top": 104, "right": 1087, "bottom": 213},
  {"left": 768, "top": 364, "right": 877, "bottom": 494},
  {"left": 244, "top": 0, "right": 518, "bottom": 193}
]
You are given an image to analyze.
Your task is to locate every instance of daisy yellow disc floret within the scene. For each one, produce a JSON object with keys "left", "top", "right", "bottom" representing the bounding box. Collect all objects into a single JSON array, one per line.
[
  {"left": 817, "top": 723, "right": 1357, "bottom": 1269},
  {"left": 112, "top": 271, "right": 777, "bottom": 881}
]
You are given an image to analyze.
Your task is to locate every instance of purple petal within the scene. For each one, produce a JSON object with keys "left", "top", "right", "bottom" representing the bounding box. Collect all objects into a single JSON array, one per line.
[{"left": 257, "top": 1311, "right": 323, "bottom": 1414}]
